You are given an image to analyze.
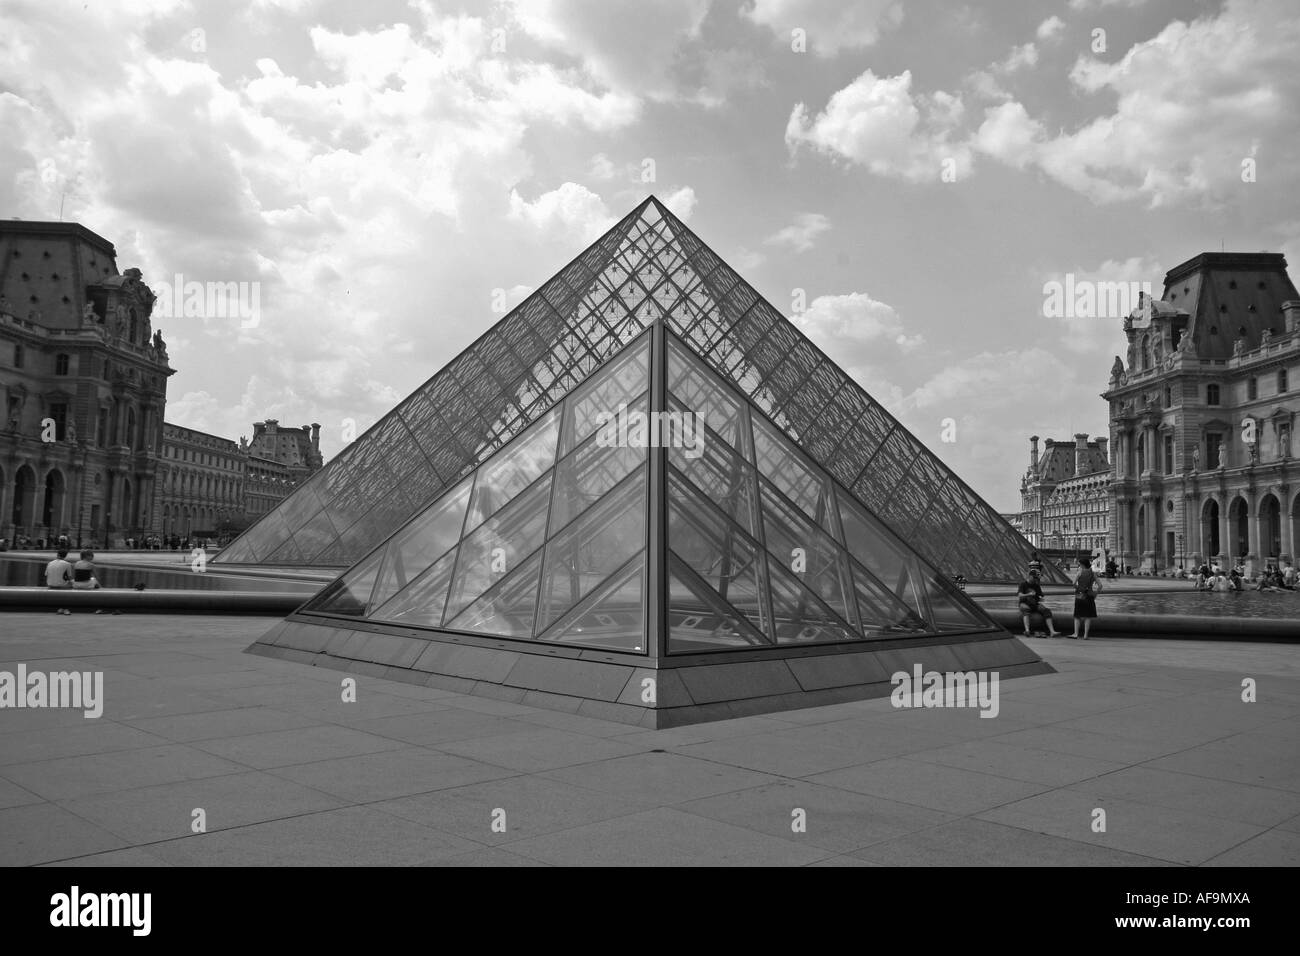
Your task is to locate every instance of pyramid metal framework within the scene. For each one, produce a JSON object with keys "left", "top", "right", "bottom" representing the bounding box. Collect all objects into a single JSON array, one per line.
[
  {"left": 221, "top": 196, "right": 1061, "bottom": 586},
  {"left": 293, "top": 324, "right": 1001, "bottom": 656}
]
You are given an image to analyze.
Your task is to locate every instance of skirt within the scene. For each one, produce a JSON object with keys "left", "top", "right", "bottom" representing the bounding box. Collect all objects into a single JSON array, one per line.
[{"left": 1073, "top": 593, "right": 1098, "bottom": 619}]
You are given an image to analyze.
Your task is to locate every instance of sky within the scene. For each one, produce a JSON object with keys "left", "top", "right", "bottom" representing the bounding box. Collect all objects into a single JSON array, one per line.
[{"left": 2, "top": 0, "right": 1297, "bottom": 513}]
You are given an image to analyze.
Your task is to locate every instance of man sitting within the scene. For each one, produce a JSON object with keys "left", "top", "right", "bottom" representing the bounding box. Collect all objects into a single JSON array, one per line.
[
  {"left": 44, "top": 549, "right": 73, "bottom": 589},
  {"left": 1017, "top": 569, "right": 1058, "bottom": 637}
]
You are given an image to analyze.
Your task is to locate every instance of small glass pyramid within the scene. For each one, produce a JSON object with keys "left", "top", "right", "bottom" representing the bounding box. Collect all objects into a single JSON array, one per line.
[
  {"left": 299, "top": 324, "right": 1002, "bottom": 655},
  {"left": 221, "top": 196, "right": 1060, "bottom": 587}
]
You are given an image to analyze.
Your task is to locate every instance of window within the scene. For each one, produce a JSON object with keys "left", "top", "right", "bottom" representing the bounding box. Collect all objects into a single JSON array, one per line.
[
  {"left": 1163, "top": 386, "right": 1172, "bottom": 408},
  {"left": 97, "top": 408, "right": 109, "bottom": 447},
  {"left": 1248, "top": 377, "right": 1258, "bottom": 401},
  {"left": 55, "top": 353, "right": 69, "bottom": 375},
  {"left": 49, "top": 402, "right": 68, "bottom": 441},
  {"left": 13, "top": 344, "right": 23, "bottom": 368},
  {"left": 1280, "top": 369, "right": 1289, "bottom": 394},
  {"left": 1164, "top": 435, "right": 1173, "bottom": 475},
  {"left": 1206, "top": 384, "right": 1221, "bottom": 405},
  {"left": 1206, "top": 432, "right": 1222, "bottom": 469}
]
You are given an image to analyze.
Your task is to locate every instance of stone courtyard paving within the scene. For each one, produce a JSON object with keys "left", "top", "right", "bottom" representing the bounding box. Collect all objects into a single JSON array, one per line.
[{"left": 0, "top": 613, "right": 1297, "bottom": 867}]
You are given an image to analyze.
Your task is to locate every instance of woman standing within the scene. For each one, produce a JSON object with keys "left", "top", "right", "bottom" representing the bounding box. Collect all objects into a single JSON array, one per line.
[{"left": 1070, "top": 557, "right": 1100, "bottom": 639}]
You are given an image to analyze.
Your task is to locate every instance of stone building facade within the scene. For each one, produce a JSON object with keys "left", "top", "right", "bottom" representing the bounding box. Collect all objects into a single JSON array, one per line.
[
  {"left": 0, "top": 221, "right": 173, "bottom": 547},
  {"left": 1018, "top": 434, "right": 1111, "bottom": 554},
  {"left": 158, "top": 424, "right": 245, "bottom": 539},
  {"left": 1104, "top": 252, "right": 1300, "bottom": 573}
]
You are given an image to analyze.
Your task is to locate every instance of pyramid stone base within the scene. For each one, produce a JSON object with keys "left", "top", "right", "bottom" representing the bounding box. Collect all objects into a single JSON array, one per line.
[{"left": 247, "top": 619, "right": 1054, "bottom": 728}]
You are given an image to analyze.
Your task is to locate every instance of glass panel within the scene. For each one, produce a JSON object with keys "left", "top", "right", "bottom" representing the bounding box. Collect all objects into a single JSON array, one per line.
[
  {"left": 303, "top": 551, "right": 382, "bottom": 617},
  {"left": 370, "top": 546, "right": 458, "bottom": 626},
  {"left": 444, "top": 550, "right": 544, "bottom": 638},
  {"left": 445, "top": 473, "right": 553, "bottom": 623},
  {"left": 293, "top": 508, "right": 342, "bottom": 563},
  {"left": 920, "top": 573, "right": 991, "bottom": 631},
  {"left": 838, "top": 486, "right": 928, "bottom": 616},
  {"left": 764, "top": 557, "right": 858, "bottom": 645},
  {"left": 751, "top": 414, "right": 840, "bottom": 541},
  {"left": 668, "top": 420, "right": 760, "bottom": 537},
  {"left": 667, "top": 555, "right": 771, "bottom": 653},
  {"left": 536, "top": 466, "right": 646, "bottom": 632},
  {"left": 849, "top": 555, "right": 931, "bottom": 636},
  {"left": 668, "top": 472, "right": 769, "bottom": 636},
  {"left": 549, "top": 405, "right": 647, "bottom": 535},
  {"left": 667, "top": 336, "right": 751, "bottom": 457},
  {"left": 558, "top": 333, "right": 650, "bottom": 454},
  {"left": 371, "top": 475, "right": 473, "bottom": 610},
  {"left": 758, "top": 477, "right": 855, "bottom": 626},
  {"left": 537, "top": 555, "right": 646, "bottom": 652},
  {"left": 464, "top": 408, "right": 560, "bottom": 534}
]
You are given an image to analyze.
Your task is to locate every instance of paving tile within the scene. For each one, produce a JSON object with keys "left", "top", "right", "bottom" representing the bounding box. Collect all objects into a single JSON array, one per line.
[
  {"left": 42, "top": 847, "right": 175, "bottom": 867},
  {"left": 852, "top": 818, "right": 1172, "bottom": 866},
  {"left": 505, "top": 807, "right": 831, "bottom": 866},
  {"left": 674, "top": 731, "right": 887, "bottom": 778},
  {"left": 436, "top": 730, "right": 648, "bottom": 773},
  {"left": 0, "top": 744, "right": 246, "bottom": 800},
  {"left": 0, "top": 775, "right": 42, "bottom": 810},
  {"left": 807, "top": 757, "right": 1050, "bottom": 814},
  {"left": 1084, "top": 766, "right": 1300, "bottom": 827},
  {"left": 676, "top": 779, "right": 955, "bottom": 852},
  {"left": 1204, "top": 828, "right": 1300, "bottom": 866},
  {"left": 0, "top": 721, "right": 171, "bottom": 767},
  {"left": 906, "top": 739, "right": 1126, "bottom": 787},
  {"left": 0, "top": 803, "right": 127, "bottom": 866},
  {"left": 190, "top": 725, "right": 406, "bottom": 770},
  {"left": 543, "top": 751, "right": 779, "bottom": 804},
  {"left": 375, "top": 774, "right": 651, "bottom": 845},
  {"left": 146, "top": 805, "right": 478, "bottom": 866},
  {"left": 121, "top": 707, "right": 317, "bottom": 743},
  {"left": 56, "top": 771, "right": 345, "bottom": 843},
  {"left": 420, "top": 847, "right": 552, "bottom": 866},
  {"left": 978, "top": 788, "right": 1266, "bottom": 866},
  {"left": 345, "top": 709, "right": 540, "bottom": 747},
  {"left": 1143, "top": 733, "right": 1300, "bottom": 791},
  {"left": 271, "top": 746, "right": 517, "bottom": 802}
]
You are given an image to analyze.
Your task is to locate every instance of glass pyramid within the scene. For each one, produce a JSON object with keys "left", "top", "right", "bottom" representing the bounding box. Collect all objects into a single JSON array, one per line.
[
  {"left": 220, "top": 196, "right": 1061, "bottom": 586},
  {"left": 298, "top": 324, "right": 1004, "bottom": 655}
]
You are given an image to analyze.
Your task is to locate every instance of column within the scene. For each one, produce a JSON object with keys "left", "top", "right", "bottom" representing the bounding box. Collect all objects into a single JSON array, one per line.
[
  {"left": 1281, "top": 487, "right": 1294, "bottom": 562},
  {"left": 1249, "top": 493, "right": 1263, "bottom": 575},
  {"left": 1217, "top": 499, "right": 1230, "bottom": 567}
]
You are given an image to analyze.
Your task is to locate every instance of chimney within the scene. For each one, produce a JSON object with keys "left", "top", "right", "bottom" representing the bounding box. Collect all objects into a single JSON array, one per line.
[
  {"left": 1074, "top": 433, "right": 1089, "bottom": 476},
  {"left": 1283, "top": 300, "right": 1300, "bottom": 334},
  {"left": 1030, "top": 435, "right": 1040, "bottom": 472},
  {"left": 1095, "top": 437, "right": 1109, "bottom": 464},
  {"left": 310, "top": 422, "right": 321, "bottom": 452}
]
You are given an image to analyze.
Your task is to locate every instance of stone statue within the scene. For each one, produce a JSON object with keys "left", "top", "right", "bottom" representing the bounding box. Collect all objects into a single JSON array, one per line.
[
  {"left": 1218, "top": 442, "right": 1227, "bottom": 468},
  {"left": 1233, "top": 338, "right": 1246, "bottom": 357},
  {"left": 1110, "top": 356, "right": 1124, "bottom": 381},
  {"left": 82, "top": 301, "right": 98, "bottom": 326},
  {"left": 66, "top": 418, "right": 77, "bottom": 443},
  {"left": 1192, "top": 445, "right": 1200, "bottom": 471},
  {"left": 152, "top": 329, "right": 167, "bottom": 353},
  {"left": 1262, "top": 328, "right": 1273, "bottom": 346}
]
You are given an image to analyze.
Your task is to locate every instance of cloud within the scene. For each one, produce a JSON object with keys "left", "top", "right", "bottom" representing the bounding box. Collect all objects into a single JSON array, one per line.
[
  {"left": 1039, "top": 256, "right": 1162, "bottom": 354},
  {"left": 986, "top": 0, "right": 1300, "bottom": 207},
  {"left": 994, "top": 42, "right": 1039, "bottom": 74},
  {"left": 508, "top": 182, "right": 614, "bottom": 243},
  {"left": 974, "top": 101, "right": 1045, "bottom": 169},
  {"left": 764, "top": 212, "right": 831, "bottom": 252},
  {"left": 744, "top": 0, "right": 902, "bottom": 57},
  {"left": 510, "top": 0, "right": 710, "bottom": 101},
  {"left": 793, "top": 292, "right": 924, "bottom": 363},
  {"left": 785, "top": 70, "right": 971, "bottom": 182},
  {"left": 661, "top": 185, "right": 697, "bottom": 222},
  {"left": 1036, "top": 16, "right": 1066, "bottom": 42}
]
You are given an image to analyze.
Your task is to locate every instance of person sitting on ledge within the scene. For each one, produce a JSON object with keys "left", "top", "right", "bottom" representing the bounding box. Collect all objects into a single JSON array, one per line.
[
  {"left": 71, "top": 550, "right": 101, "bottom": 590},
  {"left": 1228, "top": 568, "right": 1245, "bottom": 591},
  {"left": 1017, "top": 568, "right": 1058, "bottom": 638}
]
